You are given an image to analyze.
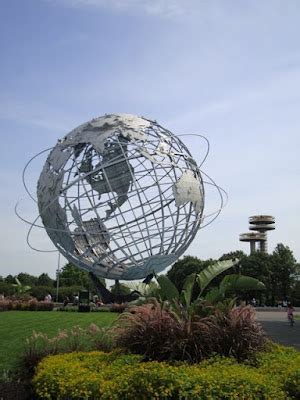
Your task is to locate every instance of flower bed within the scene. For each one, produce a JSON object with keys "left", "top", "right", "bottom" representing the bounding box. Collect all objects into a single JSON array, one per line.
[{"left": 33, "top": 345, "right": 300, "bottom": 399}]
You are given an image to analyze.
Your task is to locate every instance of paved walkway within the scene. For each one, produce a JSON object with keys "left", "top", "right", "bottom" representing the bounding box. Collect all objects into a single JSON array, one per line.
[{"left": 256, "top": 310, "right": 300, "bottom": 350}]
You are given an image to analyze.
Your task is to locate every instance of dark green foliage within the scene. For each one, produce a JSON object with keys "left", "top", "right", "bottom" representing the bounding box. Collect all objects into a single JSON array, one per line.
[
  {"left": 29, "top": 286, "right": 55, "bottom": 301},
  {"left": 167, "top": 256, "right": 213, "bottom": 293},
  {"left": 16, "top": 273, "right": 38, "bottom": 287},
  {"left": 37, "top": 273, "right": 54, "bottom": 287},
  {"left": 110, "top": 283, "right": 131, "bottom": 296},
  {"left": 271, "top": 243, "right": 297, "bottom": 299},
  {"left": 219, "top": 250, "right": 246, "bottom": 261},
  {"left": 0, "top": 281, "right": 15, "bottom": 296},
  {"left": 59, "top": 263, "right": 91, "bottom": 288},
  {"left": 290, "top": 280, "right": 300, "bottom": 306},
  {"left": 239, "top": 244, "right": 298, "bottom": 305},
  {"left": 167, "top": 244, "right": 298, "bottom": 306},
  {"left": 4, "top": 275, "right": 15, "bottom": 284},
  {"left": 57, "top": 286, "right": 83, "bottom": 302}
]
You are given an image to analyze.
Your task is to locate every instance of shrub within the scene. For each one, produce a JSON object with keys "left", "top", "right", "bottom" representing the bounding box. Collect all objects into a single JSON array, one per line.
[
  {"left": 114, "top": 300, "right": 186, "bottom": 361},
  {"left": 0, "top": 281, "right": 15, "bottom": 297},
  {"left": 0, "top": 299, "right": 54, "bottom": 312},
  {"left": 58, "top": 305, "right": 79, "bottom": 312},
  {"left": 206, "top": 305, "right": 266, "bottom": 360},
  {"left": 255, "top": 343, "right": 300, "bottom": 399},
  {"left": 78, "top": 304, "right": 90, "bottom": 312},
  {"left": 33, "top": 351, "right": 288, "bottom": 399},
  {"left": 17, "top": 325, "right": 115, "bottom": 381},
  {"left": 29, "top": 286, "right": 55, "bottom": 301},
  {"left": 57, "top": 286, "right": 84, "bottom": 303},
  {"left": 114, "top": 301, "right": 266, "bottom": 362},
  {"left": 0, "top": 300, "right": 13, "bottom": 311},
  {"left": 110, "top": 303, "right": 127, "bottom": 313},
  {"left": 28, "top": 299, "right": 38, "bottom": 311},
  {"left": 35, "top": 301, "right": 54, "bottom": 311}
]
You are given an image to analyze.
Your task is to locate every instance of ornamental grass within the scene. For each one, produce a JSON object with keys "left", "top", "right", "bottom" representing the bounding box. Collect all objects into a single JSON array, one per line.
[{"left": 114, "top": 301, "right": 266, "bottom": 362}]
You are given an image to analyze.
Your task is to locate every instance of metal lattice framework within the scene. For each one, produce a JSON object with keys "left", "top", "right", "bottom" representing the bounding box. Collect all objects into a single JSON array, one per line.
[{"left": 16, "top": 114, "right": 227, "bottom": 280}]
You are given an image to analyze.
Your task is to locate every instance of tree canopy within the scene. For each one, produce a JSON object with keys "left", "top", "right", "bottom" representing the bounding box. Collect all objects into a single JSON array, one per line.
[
  {"left": 1, "top": 243, "right": 299, "bottom": 305},
  {"left": 167, "top": 244, "right": 300, "bottom": 306}
]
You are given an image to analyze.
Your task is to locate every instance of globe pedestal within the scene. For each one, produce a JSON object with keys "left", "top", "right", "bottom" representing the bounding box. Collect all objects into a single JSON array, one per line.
[{"left": 89, "top": 273, "right": 141, "bottom": 304}]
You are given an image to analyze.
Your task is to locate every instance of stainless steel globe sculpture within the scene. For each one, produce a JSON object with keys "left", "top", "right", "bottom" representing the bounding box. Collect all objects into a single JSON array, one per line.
[{"left": 36, "top": 114, "right": 206, "bottom": 280}]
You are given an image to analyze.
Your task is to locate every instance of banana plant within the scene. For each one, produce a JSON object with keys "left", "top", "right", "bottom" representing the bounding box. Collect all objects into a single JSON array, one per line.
[
  {"left": 157, "top": 259, "right": 239, "bottom": 305},
  {"left": 12, "top": 278, "right": 31, "bottom": 294},
  {"left": 156, "top": 258, "right": 265, "bottom": 313},
  {"left": 204, "top": 274, "right": 265, "bottom": 303},
  {"left": 197, "top": 259, "right": 240, "bottom": 297}
]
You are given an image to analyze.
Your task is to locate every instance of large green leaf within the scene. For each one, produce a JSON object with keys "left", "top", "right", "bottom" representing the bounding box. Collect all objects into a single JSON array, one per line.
[
  {"left": 181, "top": 273, "right": 196, "bottom": 307},
  {"left": 197, "top": 259, "right": 240, "bottom": 296},
  {"left": 219, "top": 274, "right": 265, "bottom": 296},
  {"left": 12, "top": 278, "right": 31, "bottom": 294},
  {"left": 204, "top": 287, "right": 222, "bottom": 303},
  {"left": 156, "top": 275, "right": 179, "bottom": 302}
]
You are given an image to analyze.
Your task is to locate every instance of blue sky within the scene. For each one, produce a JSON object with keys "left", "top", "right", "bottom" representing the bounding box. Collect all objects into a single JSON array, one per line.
[{"left": 1, "top": 0, "right": 300, "bottom": 278}]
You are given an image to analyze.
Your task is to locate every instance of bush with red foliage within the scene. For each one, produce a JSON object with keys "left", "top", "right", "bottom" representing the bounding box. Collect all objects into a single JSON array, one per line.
[
  {"left": 0, "top": 299, "right": 54, "bottom": 311},
  {"left": 115, "top": 300, "right": 183, "bottom": 361},
  {"left": 114, "top": 301, "right": 266, "bottom": 363},
  {"left": 110, "top": 303, "right": 128, "bottom": 313},
  {"left": 206, "top": 305, "right": 266, "bottom": 360}
]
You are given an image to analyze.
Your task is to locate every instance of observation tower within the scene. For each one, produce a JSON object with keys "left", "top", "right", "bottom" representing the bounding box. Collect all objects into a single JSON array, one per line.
[
  {"left": 248, "top": 215, "right": 275, "bottom": 253},
  {"left": 239, "top": 215, "right": 275, "bottom": 254}
]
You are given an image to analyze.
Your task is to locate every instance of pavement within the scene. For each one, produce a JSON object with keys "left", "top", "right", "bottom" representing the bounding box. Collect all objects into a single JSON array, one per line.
[{"left": 256, "top": 310, "right": 300, "bottom": 350}]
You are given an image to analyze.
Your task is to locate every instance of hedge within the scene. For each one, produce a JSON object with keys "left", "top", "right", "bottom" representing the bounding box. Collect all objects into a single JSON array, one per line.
[
  {"left": 33, "top": 345, "right": 300, "bottom": 399},
  {"left": 0, "top": 300, "right": 54, "bottom": 311}
]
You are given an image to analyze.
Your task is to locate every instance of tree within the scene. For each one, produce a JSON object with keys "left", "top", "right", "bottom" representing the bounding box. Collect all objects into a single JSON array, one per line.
[
  {"left": 37, "top": 273, "right": 54, "bottom": 287},
  {"left": 110, "top": 282, "right": 131, "bottom": 296},
  {"left": 270, "top": 243, "right": 297, "bottom": 300},
  {"left": 167, "top": 256, "right": 214, "bottom": 292},
  {"left": 239, "top": 244, "right": 298, "bottom": 305},
  {"left": 219, "top": 250, "right": 246, "bottom": 261},
  {"left": 17, "top": 273, "right": 38, "bottom": 287},
  {"left": 59, "top": 263, "right": 91, "bottom": 288},
  {"left": 291, "top": 280, "right": 300, "bottom": 306},
  {"left": 0, "top": 281, "right": 15, "bottom": 296},
  {"left": 239, "top": 252, "right": 273, "bottom": 305},
  {"left": 5, "top": 275, "right": 16, "bottom": 284}
]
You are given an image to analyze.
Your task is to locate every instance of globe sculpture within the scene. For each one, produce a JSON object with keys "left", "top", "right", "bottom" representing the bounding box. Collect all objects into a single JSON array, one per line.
[{"left": 36, "top": 114, "right": 205, "bottom": 281}]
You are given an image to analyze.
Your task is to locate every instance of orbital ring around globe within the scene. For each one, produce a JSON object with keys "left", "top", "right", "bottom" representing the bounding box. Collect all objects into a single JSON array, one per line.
[{"left": 17, "top": 114, "right": 227, "bottom": 281}]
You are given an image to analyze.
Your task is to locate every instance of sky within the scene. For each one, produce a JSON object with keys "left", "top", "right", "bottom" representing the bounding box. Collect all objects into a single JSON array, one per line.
[{"left": 1, "top": 0, "right": 300, "bottom": 279}]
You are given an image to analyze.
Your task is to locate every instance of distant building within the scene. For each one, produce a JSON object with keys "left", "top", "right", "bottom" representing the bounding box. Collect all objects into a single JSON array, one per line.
[{"left": 239, "top": 215, "right": 275, "bottom": 254}]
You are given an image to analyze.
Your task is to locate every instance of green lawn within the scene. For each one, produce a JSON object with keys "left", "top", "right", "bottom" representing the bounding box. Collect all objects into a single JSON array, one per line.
[{"left": 0, "top": 311, "right": 117, "bottom": 373}]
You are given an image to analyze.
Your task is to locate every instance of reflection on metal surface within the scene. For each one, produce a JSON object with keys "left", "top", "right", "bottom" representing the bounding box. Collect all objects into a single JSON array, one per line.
[{"left": 173, "top": 170, "right": 203, "bottom": 213}]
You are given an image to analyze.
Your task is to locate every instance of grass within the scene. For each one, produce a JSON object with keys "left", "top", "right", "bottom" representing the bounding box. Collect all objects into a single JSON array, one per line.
[{"left": 0, "top": 311, "right": 117, "bottom": 374}]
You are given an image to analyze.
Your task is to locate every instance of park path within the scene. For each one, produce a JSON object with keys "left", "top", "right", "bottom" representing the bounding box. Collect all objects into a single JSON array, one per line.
[{"left": 256, "top": 310, "right": 300, "bottom": 350}]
